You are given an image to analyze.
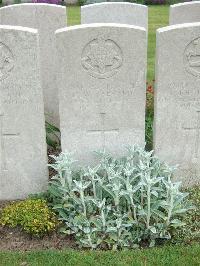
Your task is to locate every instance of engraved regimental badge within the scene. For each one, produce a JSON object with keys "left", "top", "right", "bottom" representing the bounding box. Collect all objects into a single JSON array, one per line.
[
  {"left": 0, "top": 42, "right": 14, "bottom": 81},
  {"left": 184, "top": 37, "right": 200, "bottom": 78},
  {"left": 81, "top": 37, "right": 123, "bottom": 79}
]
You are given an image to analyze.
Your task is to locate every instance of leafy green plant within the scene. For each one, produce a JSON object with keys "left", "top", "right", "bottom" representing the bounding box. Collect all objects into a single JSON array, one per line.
[
  {"left": 48, "top": 145, "right": 192, "bottom": 250},
  {"left": 172, "top": 186, "right": 200, "bottom": 244},
  {"left": 29, "top": 191, "right": 54, "bottom": 202},
  {"left": 78, "top": 0, "right": 87, "bottom": 6},
  {"left": 146, "top": 81, "right": 154, "bottom": 151},
  {"left": 144, "top": 0, "right": 167, "bottom": 4},
  {"left": 45, "top": 121, "right": 61, "bottom": 149},
  {"left": 0, "top": 199, "right": 58, "bottom": 236}
]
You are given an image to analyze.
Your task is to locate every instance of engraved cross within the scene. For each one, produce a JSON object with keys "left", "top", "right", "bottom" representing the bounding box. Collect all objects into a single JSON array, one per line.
[
  {"left": 88, "top": 112, "right": 119, "bottom": 149},
  {"left": 182, "top": 110, "right": 200, "bottom": 158},
  {"left": 0, "top": 113, "right": 20, "bottom": 171}
]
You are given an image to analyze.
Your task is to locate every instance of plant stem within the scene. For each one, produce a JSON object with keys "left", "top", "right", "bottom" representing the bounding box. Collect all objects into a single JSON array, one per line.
[
  {"left": 92, "top": 178, "right": 97, "bottom": 199},
  {"left": 87, "top": 233, "right": 93, "bottom": 249},
  {"left": 166, "top": 191, "right": 174, "bottom": 226},
  {"left": 80, "top": 190, "right": 87, "bottom": 217},
  {"left": 147, "top": 184, "right": 151, "bottom": 229},
  {"left": 130, "top": 196, "right": 138, "bottom": 223}
]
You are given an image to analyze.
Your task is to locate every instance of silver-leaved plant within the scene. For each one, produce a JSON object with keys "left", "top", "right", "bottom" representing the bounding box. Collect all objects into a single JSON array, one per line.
[{"left": 48, "top": 145, "right": 192, "bottom": 250}]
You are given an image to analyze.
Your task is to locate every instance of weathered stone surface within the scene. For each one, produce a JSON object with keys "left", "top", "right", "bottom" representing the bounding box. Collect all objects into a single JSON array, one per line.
[
  {"left": 85, "top": 0, "right": 123, "bottom": 4},
  {"left": 81, "top": 3, "right": 148, "bottom": 29},
  {"left": 170, "top": 2, "right": 200, "bottom": 25},
  {"left": 56, "top": 24, "right": 147, "bottom": 165},
  {"left": 154, "top": 23, "right": 200, "bottom": 187},
  {"left": 0, "top": 4, "right": 67, "bottom": 127},
  {"left": 0, "top": 26, "right": 48, "bottom": 200}
]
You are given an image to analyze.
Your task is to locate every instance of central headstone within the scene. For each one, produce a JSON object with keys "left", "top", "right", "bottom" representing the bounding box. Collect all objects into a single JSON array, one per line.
[
  {"left": 56, "top": 24, "right": 147, "bottom": 165},
  {"left": 154, "top": 23, "right": 200, "bottom": 187},
  {"left": 0, "top": 26, "right": 48, "bottom": 200},
  {"left": 0, "top": 4, "right": 67, "bottom": 126},
  {"left": 81, "top": 3, "right": 148, "bottom": 30}
]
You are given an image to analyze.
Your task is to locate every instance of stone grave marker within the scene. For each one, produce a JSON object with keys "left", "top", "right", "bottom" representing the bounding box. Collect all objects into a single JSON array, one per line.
[
  {"left": 0, "top": 26, "right": 48, "bottom": 200},
  {"left": 81, "top": 3, "right": 148, "bottom": 30},
  {"left": 56, "top": 24, "right": 147, "bottom": 165},
  {"left": 85, "top": 0, "right": 123, "bottom": 5},
  {"left": 170, "top": 2, "right": 200, "bottom": 25},
  {"left": 154, "top": 23, "right": 200, "bottom": 186},
  {"left": 0, "top": 3, "right": 67, "bottom": 127}
]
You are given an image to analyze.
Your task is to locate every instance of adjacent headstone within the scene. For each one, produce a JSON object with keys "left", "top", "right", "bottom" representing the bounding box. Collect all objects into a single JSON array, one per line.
[
  {"left": 0, "top": 4, "right": 67, "bottom": 127},
  {"left": 56, "top": 24, "right": 147, "bottom": 165},
  {"left": 0, "top": 26, "right": 48, "bottom": 200},
  {"left": 154, "top": 23, "right": 200, "bottom": 186},
  {"left": 81, "top": 3, "right": 148, "bottom": 30},
  {"left": 170, "top": 2, "right": 200, "bottom": 25},
  {"left": 85, "top": 0, "right": 127, "bottom": 5}
]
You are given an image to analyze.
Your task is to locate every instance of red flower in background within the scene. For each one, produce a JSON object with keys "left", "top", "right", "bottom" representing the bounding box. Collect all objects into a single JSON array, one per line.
[
  {"left": 146, "top": 81, "right": 154, "bottom": 95},
  {"left": 146, "top": 80, "right": 154, "bottom": 110},
  {"left": 147, "top": 85, "right": 153, "bottom": 94}
]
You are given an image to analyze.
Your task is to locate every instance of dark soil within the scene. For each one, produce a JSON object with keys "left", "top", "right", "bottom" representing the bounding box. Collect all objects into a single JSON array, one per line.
[
  {"left": 48, "top": 147, "right": 61, "bottom": 179},
  {"left": 0, "top": 148, "right": 78, "bottom": 251},
  {"left": 0, "top": 224, "right": 76, "bottom": 251}
]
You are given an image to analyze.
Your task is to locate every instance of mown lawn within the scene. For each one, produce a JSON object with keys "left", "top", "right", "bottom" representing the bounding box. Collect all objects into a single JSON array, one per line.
[
  {"left": 0, "top": 244, "right": 200, "bottom": 266},
  {"left": 67, "top": 5, "right": 169, "bottom": 81},
  {"left": 148, "top": 5, "right": 168, "bottom": 81}
]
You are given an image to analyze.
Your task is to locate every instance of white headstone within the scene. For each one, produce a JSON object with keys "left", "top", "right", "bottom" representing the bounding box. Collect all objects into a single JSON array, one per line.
[
  {"left": 56, "top": 24, "right": 147, "bottom": 165},
  {"left": 81, "top": 3, "right": 148, "bottom": 30},
  {"left": 154, "top": 23, "right": 200, "bottom": 187},
  {"left": 170, "top": 2, "right": 200, "bottom": 25},
  {"left": 0, "top": 4, "right": 67, "bottom": 127},
  {"left": 0, "top": 26, "right": 48, "bottom": 200}
]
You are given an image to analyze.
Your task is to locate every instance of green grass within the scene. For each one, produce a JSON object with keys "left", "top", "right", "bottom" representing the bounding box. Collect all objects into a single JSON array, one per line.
[
  {"left": 148, "top": 6, "right": 169, "bottom": 81},
  {"left": 67, "top": 5, "right": 169, "bottom": 82},
  {"left": 67, "top": 6, "right": 80, "bottom": 25},
  {"left": 0, "top": 244, "right": 200, "bottom": 266}
]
